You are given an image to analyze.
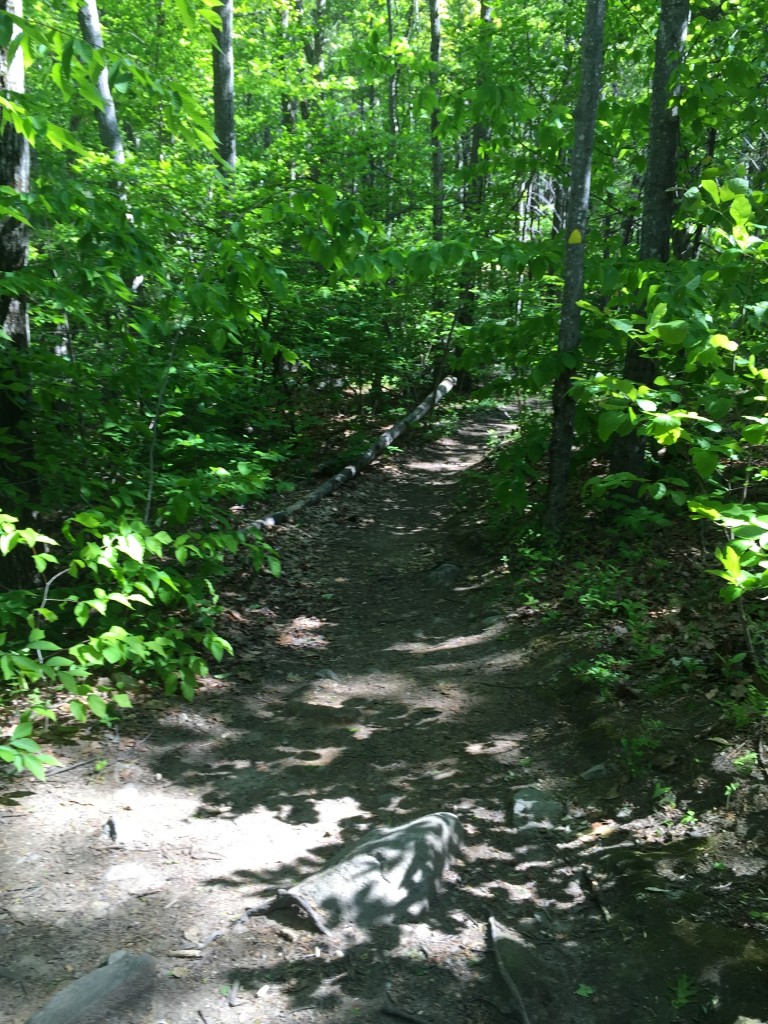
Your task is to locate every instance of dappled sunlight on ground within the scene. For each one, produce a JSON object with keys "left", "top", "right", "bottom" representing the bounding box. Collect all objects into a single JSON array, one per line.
[{"left": 3, "top": 412, "right": 767, "bottom": 1024}]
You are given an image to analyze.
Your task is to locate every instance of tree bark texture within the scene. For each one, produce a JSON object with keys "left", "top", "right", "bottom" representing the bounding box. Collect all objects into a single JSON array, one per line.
[
  {"left": 543, "top": 0, "right": 606, "bottom": 535},
  {"left": 0, "top": 0, "right": 30, "bottom": 446},
  {"left": 386, "top": 0, "right": 399, "bottom": 135},
  {"left": 428, "top": 0, "right": 443, "bottom": 241},
  {"left": 454, "top": 1, "right": 492, "bottom": 392},
  {"left": 212, "top": 0, "right": 236, "bottom": 168},
  {"left": 251, "top": 375, "right": 456, "bottom": 530},
  {"left": 641, "top": 0, "right": 690, "bottom": 263},
  {"left": 611, "top": 0, "right": 689, "bottom": 476},
  {"left": 0, "top": 0, "right": 35, "bottom": 586},
  {"left": 78, "top": 0, "right": 126, "bottom": 164}
]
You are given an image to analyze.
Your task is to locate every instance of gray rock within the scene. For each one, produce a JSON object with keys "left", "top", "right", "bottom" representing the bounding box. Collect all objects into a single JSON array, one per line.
[
  {"left": 26, "top": 950, "right": 155, "bottom": 1024},
  {"left": 426, "top": 563, "right": 461, "bottom": 586},
  {"left": 257, "top": 811, "right": 463, "bottom": 932},
  {"left": 481, "top": 615, "right": 506, "bottom": 629},
  {"left": 512, "top": 787, "right": 564, "bottom": 827},
  {"left": 314, "top": 669, "right": 341, "bottom": 681}
]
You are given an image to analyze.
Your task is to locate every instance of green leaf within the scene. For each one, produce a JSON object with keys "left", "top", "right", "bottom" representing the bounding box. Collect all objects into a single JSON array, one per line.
[
  {"left": 118, "top": 534, "right": 145, "bottom": 562},
  {"left": 175, "top": 0, "right": 195, "bottom": 30},
  {"left": 597, "top": 409, "right": 629, "bottom": 442},
  {"left": 69, "top": 701, "right": 87, "bottom": 722},
  {"left": 710, "top": 333, "right": 737, "bottom": 352},
  {"left": 87, "top": 694, "right": 110, "bottom": 720},
  {"left": 10, "top": 737, "right": 41, "bottom": 753},
  {"left": 692, "top": 448, "right": 719, "bottom": 479},
  {"left": 729, "top": 194, "right": 752, "bottom": 227}
]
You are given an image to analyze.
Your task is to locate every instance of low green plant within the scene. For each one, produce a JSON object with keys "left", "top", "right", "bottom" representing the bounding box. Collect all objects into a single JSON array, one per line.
[
  {"left": 0, "top": 721, "right": 59, "bottom": 781},
  {"left": 0, "top": 505, "right": 277, "bottom": 777},
  {"left": 563, "top": 561, "right": 624, "bottom": 616},
  {"left": 732, "top": 750, "right": 758, "bottom": 773},
  {"left": 573, "top": 653, "right": 629, "bottom": 701},
  {"left": 724, "top": 780, "right": 741, "bottom": 808},
  {"left": 652, "top": 782, "right": 675, "bottom": 808},
  {"left": 668, "top": 972, "right": 697, "bottom": 1009},
  {"left": 620, "top": 722, "right": 663, "bottom": 775}
]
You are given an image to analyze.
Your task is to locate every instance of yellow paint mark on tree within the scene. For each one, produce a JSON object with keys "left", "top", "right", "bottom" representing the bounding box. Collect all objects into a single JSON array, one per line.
[{"left": 568, "top": 229, "right": 583, "bottom": 244}]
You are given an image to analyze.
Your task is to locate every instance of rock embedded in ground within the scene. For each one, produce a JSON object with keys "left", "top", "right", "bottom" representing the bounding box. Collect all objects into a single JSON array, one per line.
[
  {"left": 25, "top": 950, "right": 155, "bottom": 1024},
  {"left": 426, "top": 562, "right": 461, "bottom": 586},
  {"left": 512, "top": 787, "right": 565, "bottom": 828},
  {"left": 252, "top": 811, "right": 464, "bottom": 933}
]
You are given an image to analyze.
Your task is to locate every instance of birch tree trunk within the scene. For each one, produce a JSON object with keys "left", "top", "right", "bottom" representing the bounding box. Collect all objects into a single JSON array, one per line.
[
  {"left": 427, "top": 0, "right": 443, "bottom": 241},
  {"left": 212, "top": 0, "right": 236, "bottom": 169},
  {"left": 542, "top": 0, "right": 607, "bottom": 535},
  {"left": 78, "top": 0, "right": 125, "bottom": 164},
  {"left": 0, "top": 0, "right": 34, "bottom": 586},
  {"left": 385, "top": 0, "right": 399, "bottom": 136}
]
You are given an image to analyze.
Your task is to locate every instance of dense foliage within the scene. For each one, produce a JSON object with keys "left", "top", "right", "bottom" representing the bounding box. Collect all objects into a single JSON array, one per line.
[{"left": 0, "top": 0, "right": 766, "bottom": 775}]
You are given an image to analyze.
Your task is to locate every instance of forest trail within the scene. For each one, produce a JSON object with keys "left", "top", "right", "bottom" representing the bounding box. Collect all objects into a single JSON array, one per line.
[{"left": 2, "top": 410, "right": 766, "bottom": 1024}]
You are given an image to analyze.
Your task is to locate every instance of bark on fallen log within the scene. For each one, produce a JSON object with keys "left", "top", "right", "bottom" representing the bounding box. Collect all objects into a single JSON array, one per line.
[
  {"left": 246, "top": 812, "right": 463, "bottom": 933},
  {"left": 251, "top": 375, "right": 457, "bottom": 531}
]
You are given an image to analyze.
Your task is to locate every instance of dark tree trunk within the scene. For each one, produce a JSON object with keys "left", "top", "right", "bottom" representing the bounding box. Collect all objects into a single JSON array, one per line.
[
  {"left": 212, "top": 0, "right": 236, "bottom": 168},
  {"left": 542, "top": 0, "right": 607, "bottom": 536},
  {"left": 611, "top": 0, "right": 689, "bottom": 476}
]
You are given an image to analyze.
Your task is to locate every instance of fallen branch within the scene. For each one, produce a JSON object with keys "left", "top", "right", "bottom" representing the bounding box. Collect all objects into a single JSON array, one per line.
[{"left": 251, "top": 375, "right": 457, "bottom": 531}]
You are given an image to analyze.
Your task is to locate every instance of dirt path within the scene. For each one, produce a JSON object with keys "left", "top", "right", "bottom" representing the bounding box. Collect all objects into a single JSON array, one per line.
[{"left": 1, "top": 412, "right": 766, "bottom": 1024}]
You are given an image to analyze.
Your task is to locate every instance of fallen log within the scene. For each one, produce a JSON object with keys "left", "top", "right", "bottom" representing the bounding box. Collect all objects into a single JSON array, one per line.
[
  {"left": 246, "top": 811, "right": 463, "bottom": 934},
  {"left": 251, "top": 375, "right": 457, "bottom": 531}
]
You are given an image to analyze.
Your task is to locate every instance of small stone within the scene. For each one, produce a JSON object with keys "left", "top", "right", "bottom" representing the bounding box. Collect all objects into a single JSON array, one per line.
[
  {"left": 580, "top": 763, "right": 608, "bottom": 779},
  {"left": 481, "top": 615, "right": 505, "bottom": 628}
]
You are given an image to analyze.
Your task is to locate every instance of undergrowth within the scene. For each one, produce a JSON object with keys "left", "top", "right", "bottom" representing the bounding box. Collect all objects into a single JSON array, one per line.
[{"left": 470, "top": 416, "right": 768, "bottom": 750}]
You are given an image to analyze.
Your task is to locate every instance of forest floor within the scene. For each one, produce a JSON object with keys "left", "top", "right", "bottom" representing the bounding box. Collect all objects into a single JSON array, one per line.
[{"left": 2, "top": 408, "right": 768, "bottom": 1024}]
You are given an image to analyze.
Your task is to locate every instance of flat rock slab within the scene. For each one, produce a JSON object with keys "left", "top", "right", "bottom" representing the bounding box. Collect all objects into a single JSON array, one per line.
[
  {"left": 25, "top": 950, "right": 155, "bottom": 1024},
  {"left": 488, "top": 916, "right": 560, "bottom": 1024},
  {"left": 512, "top": 787, "right": 564, "bottom": 829},
  {"left": 252, "top": 811, "right": 463, "bottom": 932}
]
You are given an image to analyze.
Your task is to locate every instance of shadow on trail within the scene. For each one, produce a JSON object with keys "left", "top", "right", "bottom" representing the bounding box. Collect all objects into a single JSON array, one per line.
[
  {"left": 135, "top": 408, "right": 768, "bottom": 1022},
  {"left": 5, "top": 413, "right": 766, "bottom": 1024}
]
